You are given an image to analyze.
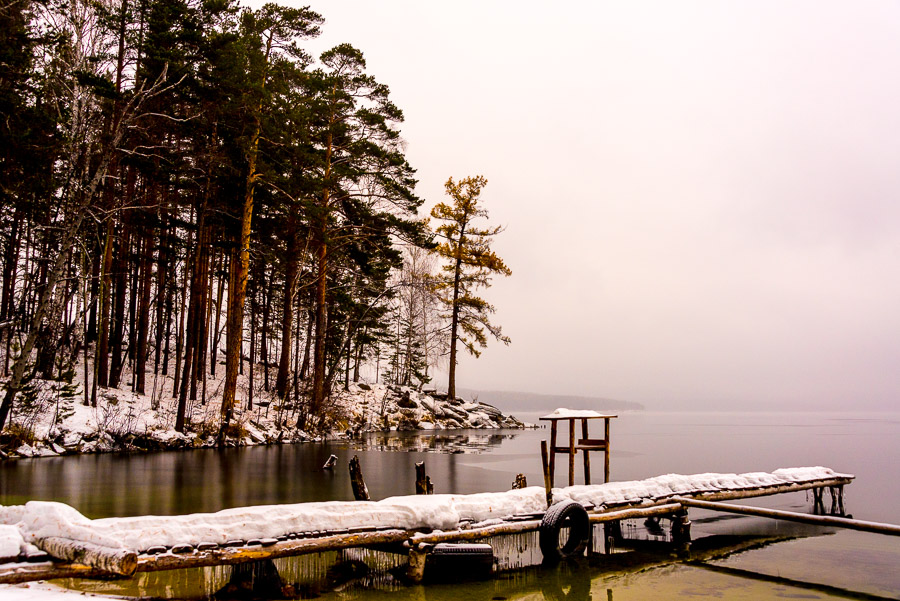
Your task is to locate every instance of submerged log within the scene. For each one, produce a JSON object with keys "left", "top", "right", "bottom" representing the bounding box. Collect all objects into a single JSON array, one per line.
[
  {"left": 322, "top": 454, "right": 338, "bottom": 470},
  {"left": 35, "top": 536, "right": 137, "bottom": 576},
  {"left": 349, "top": 455, "right": 370, "bottom": 501}
]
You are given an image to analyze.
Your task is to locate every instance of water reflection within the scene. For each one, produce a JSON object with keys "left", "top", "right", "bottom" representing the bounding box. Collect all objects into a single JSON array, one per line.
[
  {"left": 6, "top": 412, "right": 900, "bottom": 600},
  {"left": 353, "top": 430, "right": 520, "bottom": 454},
  {"left": 0, "top": 430, "right": 527, "bottom": 517}
]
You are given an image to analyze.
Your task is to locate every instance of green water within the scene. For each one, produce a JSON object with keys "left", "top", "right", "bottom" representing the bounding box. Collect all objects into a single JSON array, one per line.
[{"left": 3, "top": 411, "right": 900, "bottom": 599}]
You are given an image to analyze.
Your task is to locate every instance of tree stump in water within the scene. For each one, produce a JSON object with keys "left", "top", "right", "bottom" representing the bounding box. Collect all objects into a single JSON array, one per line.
[
  {"left": 349, "top": 455, "right": 370, "bottom": 500},
  {"left": 415, "top": 461, "right": 433, "bottom": 495},
  {"left": 512, "top": 473, "right": 527, "bottom": 489}
]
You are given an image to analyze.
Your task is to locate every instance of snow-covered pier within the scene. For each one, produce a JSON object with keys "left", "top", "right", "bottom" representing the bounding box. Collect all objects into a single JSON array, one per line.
[{"left": 0, "top": 466, "right": 856, "bottom": 586}]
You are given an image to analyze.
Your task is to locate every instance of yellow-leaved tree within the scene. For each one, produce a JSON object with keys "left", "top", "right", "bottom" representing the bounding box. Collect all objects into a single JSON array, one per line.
[{"left": 430, "top": 176, "right": 511, "bottom": 400}]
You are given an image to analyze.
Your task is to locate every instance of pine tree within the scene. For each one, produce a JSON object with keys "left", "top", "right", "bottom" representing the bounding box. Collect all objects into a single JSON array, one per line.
[{"left": 430, "top": 176, "right": 511, "bottom": 400}]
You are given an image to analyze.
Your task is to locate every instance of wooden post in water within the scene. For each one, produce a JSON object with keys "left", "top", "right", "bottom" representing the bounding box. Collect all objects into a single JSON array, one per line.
[
  {"left": 581, "top": 419, "right": 591, "bottom": 484},
  {"left": 349, "top": 455, "right": 370, "bottom": 501},
  {"left": 548, "top": 422, "right": 558, "bottom": 485},
  {"left": 512, "top": 474, "right": 527, "bottom": 489},
  {"left": 604, "top": 417, "right": 611, "bottom": 483},
  {"left": 540, "top": 440, "right": 552, "bottom": 505},
  {"left": 415, "top": 461, "right": 433, "bottom": 494},
  {"left": 568, "top": 419, "right": 576, "bottom": 486}
]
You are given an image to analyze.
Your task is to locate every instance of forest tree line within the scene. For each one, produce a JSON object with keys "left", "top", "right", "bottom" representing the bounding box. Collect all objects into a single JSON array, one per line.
[{"left": 0, "top": 0, "right": 510, "bottom": 440}]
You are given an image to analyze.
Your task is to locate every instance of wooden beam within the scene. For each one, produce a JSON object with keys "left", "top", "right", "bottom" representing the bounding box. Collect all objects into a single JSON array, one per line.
[{"left": 673, "top": 497, "right": 900, "bottom": 536}]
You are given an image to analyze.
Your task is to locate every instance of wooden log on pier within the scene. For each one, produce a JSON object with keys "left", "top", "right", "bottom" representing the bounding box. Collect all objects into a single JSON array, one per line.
[{"left": 34, "top": 536, "right": 137, "bottom": 576}]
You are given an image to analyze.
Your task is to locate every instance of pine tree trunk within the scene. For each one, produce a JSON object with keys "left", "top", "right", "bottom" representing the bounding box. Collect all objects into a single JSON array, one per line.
[
  {"left": 211, "top": 253, "right": 225, "bottom": 377},
  {"left": 108, "top": 213, "right": 132, "bottom": 388},
  {"left": 96, "top": 220, "right": 115, "bottom": 390},
  {"left": 134, "top": 229, "right": 153, "bottom": 394},
  {"left": 311, "top": 231, "right": 328, "bottom": 418},
  {"left": 275, "top": 251, "right": 298, "bottom": 398},
  {"left": 261, "top": 267, "right": 270, "bottom": 392}
]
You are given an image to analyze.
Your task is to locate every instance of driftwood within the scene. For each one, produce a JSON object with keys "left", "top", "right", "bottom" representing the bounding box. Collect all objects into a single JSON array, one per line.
[
  {"left": 35, "top": 536, "right": 138, "bottom": 576},
  {"left": 415, "top": 461, "right": 433, "bottom": 495},
  {"left": 322, "top": 454, "right": 338, "bottom": 470},
  {"left": 349, "top": 455, "right": 370, "bottom": 501}
]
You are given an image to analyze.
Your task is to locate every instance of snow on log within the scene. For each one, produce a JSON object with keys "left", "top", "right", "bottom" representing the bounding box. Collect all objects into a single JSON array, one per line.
[{"left": 551, "top": 466, "right": 854, "bottom": 508}]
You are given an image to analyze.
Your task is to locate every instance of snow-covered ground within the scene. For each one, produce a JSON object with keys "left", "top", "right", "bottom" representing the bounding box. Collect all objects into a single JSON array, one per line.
[
  {"left": 1, "top": 369, "right": 526, "bottom": 459},
  {"left": 1, "top": 582, "right": 112, "bottom": 601}
]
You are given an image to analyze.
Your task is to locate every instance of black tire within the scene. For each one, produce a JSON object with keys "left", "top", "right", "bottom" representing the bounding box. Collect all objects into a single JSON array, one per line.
[
  {"left": 539, "top": 500, "right": 591, "bottom": 564},
  {"left": 426, "top": 543, "right": 494, "bottom": 582}
]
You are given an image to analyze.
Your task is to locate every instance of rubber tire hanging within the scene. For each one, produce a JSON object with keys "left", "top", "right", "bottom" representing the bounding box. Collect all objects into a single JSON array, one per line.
[{"left": 539, "top": 500, "right": 591, "bottom": 564}]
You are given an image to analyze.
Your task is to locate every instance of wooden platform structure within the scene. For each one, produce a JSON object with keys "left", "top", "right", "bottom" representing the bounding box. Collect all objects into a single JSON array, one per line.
[
  {"left": 540, "top": 409, "right": 616, "bottom": 486},
  {"left": 0, "top": 468, "right": 863, "bottom": 586}
]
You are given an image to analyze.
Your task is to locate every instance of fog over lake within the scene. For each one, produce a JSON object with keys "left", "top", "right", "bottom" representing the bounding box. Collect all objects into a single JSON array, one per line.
[{"left": 290, "top": 0, "right": 900, "bottom": 411}]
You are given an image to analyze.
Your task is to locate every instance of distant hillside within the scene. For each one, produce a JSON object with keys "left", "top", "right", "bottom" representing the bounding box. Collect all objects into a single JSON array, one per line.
[{"left": 454, "top": 388, "right": 644, "bottom": 414}]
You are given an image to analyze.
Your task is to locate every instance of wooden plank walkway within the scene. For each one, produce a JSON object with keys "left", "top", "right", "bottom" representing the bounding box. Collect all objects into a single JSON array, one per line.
[{"left": 0, "top": 471, "right": 856, "bottom": 585}]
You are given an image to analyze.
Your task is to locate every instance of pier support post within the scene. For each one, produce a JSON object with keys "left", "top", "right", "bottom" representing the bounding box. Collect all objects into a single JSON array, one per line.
[
  {"left": 830, "top": 486, "right": 845, "bottom": 516},
  {"left": 604, "top": 520, "right": 622, "bottom": 554},
  {"left": 407, "top": 543, "right": 431, "bottom": 583},
  {"left": 671, "top": 509, "right": 692, "bottom": 551},
  {"left": 812, "top": 487, "right": 825, "bottom": 514}
]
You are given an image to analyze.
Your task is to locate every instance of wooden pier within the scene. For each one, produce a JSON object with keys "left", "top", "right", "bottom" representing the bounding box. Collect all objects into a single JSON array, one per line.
[{"left": 0, "top": 467, "right": 866, "bottom": 587}]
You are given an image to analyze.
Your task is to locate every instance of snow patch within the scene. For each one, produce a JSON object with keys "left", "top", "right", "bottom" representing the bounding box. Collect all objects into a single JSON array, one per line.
[{"left": 1, "top": 488, "right": 548, "bottom": 552}]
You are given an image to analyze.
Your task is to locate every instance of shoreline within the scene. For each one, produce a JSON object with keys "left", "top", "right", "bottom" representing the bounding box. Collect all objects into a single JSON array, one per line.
[{"left": 1, "top": 378, "right": 529, "bottom": 461}]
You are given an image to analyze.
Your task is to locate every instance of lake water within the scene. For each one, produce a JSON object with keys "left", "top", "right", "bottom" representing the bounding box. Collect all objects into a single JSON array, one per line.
[{"left": 3, "top": 410, "right": 900, "bottom": 599}]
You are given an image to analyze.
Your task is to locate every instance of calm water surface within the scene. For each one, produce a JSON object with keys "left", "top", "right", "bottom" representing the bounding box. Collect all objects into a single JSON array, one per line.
[{"left": 3, "top": 410, "right": 899, "bottom": 599}]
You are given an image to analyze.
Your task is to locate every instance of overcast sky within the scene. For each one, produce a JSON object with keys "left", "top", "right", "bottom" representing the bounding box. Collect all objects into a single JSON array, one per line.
[{"left": 293, "top": 0, "right": 900, "bottom": 410}]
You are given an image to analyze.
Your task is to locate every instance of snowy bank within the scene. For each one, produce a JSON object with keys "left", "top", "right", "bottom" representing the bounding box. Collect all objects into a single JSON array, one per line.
[{"left": 1, "top": 378, "right": 527, "bottom": 459}]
